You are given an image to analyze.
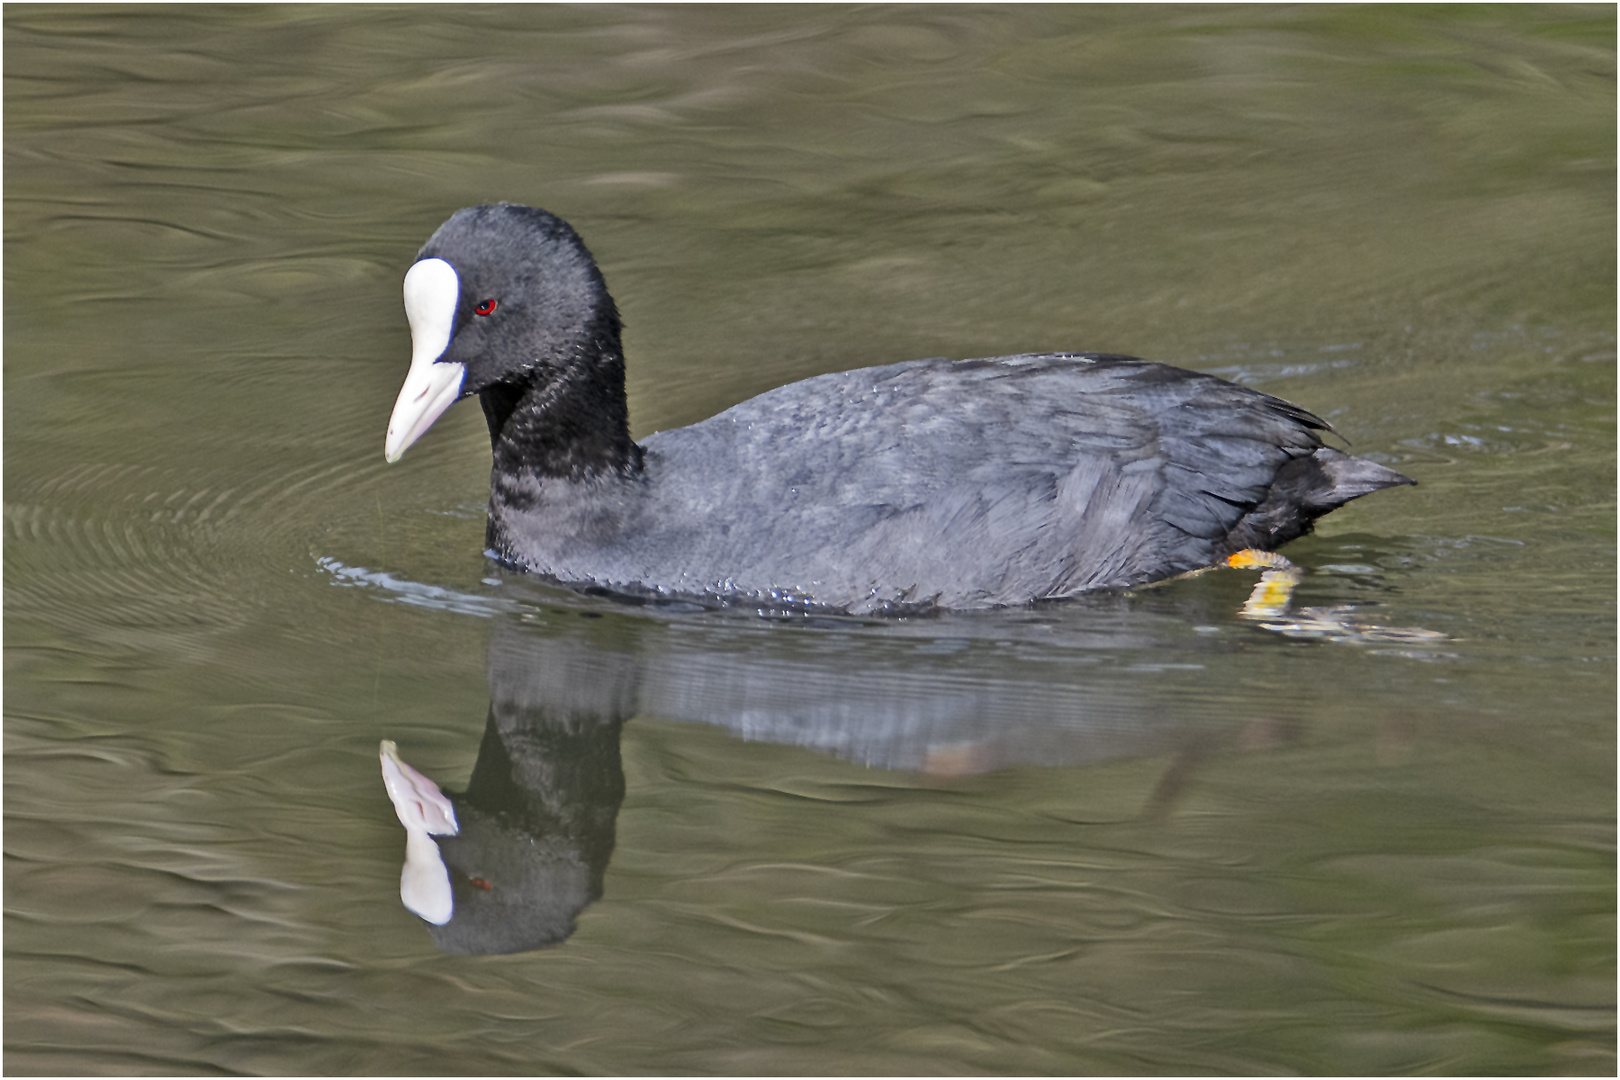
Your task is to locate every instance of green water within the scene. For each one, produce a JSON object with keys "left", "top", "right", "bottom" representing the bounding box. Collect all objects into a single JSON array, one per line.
[{"left": 5, "top": 5, "right": 1614, "bottom": 1074}]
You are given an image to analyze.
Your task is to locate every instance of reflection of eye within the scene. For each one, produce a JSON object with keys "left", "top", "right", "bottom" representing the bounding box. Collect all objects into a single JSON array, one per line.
[{"left": 473, "top": 299, "right": 497, "bottom": 316}]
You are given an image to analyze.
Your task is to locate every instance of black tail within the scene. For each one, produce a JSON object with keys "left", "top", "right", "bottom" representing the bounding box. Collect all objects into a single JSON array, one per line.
[
  {"left": 1224, "top": 448, "right": 1413, "bottom": 553},
  {"left": 1302, "top": 448, "right": 1414, "bottom": 508}
]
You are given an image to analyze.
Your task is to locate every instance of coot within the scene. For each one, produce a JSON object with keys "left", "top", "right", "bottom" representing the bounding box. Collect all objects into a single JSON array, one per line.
[{"left": 385, "top": 204, "right": 1411, "bottom": 613}]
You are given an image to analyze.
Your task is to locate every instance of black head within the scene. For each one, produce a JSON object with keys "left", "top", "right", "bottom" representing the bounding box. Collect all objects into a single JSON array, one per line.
[{"left": 385, "top": 204, "right": 627, "bottom": 467}]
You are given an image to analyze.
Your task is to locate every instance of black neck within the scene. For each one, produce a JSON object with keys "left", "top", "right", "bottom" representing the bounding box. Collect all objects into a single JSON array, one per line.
[{"left": 479, "top": 349, "right": 644, "bottom": 484}]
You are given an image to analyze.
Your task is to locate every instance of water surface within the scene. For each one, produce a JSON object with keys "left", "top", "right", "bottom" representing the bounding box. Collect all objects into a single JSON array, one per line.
[{"left": 5, "top": 5, "right": 1614, "bottom": 1074}]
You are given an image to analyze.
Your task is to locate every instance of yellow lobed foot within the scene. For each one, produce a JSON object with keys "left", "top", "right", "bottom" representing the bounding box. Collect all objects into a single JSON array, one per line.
[{"left": 1226, "top": 549, "right": 1302, "bottom": 618}]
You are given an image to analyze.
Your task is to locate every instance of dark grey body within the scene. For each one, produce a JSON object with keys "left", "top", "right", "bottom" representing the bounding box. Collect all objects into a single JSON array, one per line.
[{"left": 486, "top": 352, "right": 1408, "bottom": 614}]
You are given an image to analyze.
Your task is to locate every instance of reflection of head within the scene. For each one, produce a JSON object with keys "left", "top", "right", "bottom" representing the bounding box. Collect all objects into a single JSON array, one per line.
[
  {"left": 426, "top": 705, "right": 625, "bottom": 955},
  {"left": 384, "top": 631, "right": 639, "bottom": 955}
]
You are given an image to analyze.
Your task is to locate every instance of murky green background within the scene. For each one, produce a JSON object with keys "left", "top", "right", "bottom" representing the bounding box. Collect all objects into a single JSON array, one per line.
[{"left": 6, "top": 4, "right": 1614, "bottom": 1074}]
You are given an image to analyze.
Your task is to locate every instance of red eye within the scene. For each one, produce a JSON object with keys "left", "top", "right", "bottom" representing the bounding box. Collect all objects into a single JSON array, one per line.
[{"left": 474, "top": 299, "right": 497, "bottom": 316}]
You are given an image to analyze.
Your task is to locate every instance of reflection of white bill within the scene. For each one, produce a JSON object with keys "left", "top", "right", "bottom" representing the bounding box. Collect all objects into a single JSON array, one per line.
[{"left": 380, "top": 740, "right": 459, "bottom": 925}]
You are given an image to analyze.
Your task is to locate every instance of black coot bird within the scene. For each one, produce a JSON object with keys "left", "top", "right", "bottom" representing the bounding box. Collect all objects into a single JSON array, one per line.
[{"left": 385, "top": 204, "right": 1411, "bottom": 614}]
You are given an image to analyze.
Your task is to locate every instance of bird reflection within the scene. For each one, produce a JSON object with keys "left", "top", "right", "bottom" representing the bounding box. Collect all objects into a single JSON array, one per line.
[
  {"left": 377, "top": 563, "right": 1438, "bottom": 955},
  {"left": 380, "top": 597, "right": 1206, "bottom": 955}
]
